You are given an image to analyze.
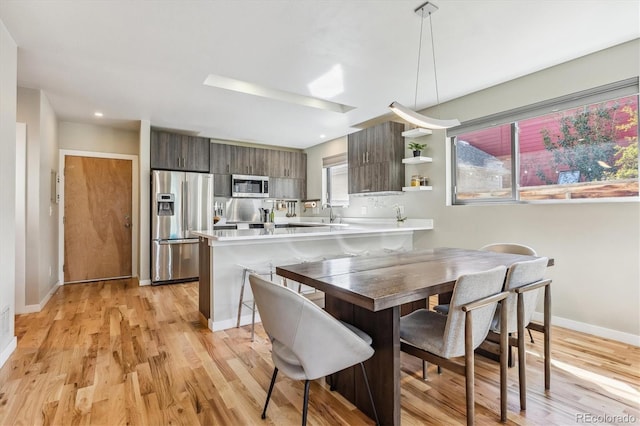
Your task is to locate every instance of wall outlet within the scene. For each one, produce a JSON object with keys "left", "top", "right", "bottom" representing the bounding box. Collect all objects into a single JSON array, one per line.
[{"left": 361, "top": 206, "right": 368, "bottom": 215}]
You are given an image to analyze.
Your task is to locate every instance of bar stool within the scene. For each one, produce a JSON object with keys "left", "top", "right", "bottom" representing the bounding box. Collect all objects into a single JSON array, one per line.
[{"left": 236, "top": 262, "right": 275, "bottom": 341}]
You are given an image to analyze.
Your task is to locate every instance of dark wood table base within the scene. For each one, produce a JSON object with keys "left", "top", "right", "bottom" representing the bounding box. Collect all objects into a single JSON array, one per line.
[{"left": 325, "top": 294, "right": 400, "bottom": 426}]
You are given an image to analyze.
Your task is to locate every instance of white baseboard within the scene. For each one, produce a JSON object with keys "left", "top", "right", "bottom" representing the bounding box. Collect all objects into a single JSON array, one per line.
[
  {"left": 15, "top": 281, "right": 60, "bottom": 315},
  {"left": 0, "top": 336, "right": 17, "bottom": 369},
  {"left": 139, "top": 279, "right": 152, "bottom": 286},
  {"left": 532, "top": 312, "right": 640, "bottom": 347},
  {"left": 210, "top": 313, "right": 261, "bottom": 332}
]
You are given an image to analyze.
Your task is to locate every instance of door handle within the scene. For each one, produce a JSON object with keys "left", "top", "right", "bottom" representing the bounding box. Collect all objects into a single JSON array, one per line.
[{"left": 124, "top": 214, "right": 131, "bottom": 228}]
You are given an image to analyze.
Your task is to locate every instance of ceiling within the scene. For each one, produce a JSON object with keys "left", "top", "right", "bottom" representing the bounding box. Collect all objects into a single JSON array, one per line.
[{"left": 1, "top": 1, "right": 638, "bottom": 149}]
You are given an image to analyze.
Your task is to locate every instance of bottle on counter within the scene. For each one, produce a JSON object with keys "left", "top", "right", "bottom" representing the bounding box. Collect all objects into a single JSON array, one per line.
[{"left": 269, "top": 208, "right": 275, "bottom": 222}]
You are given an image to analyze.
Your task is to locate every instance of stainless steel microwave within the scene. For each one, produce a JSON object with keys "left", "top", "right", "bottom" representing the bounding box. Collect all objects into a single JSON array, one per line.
[{"left": 231, "top": 174, "right": 270, "bottom": 198}]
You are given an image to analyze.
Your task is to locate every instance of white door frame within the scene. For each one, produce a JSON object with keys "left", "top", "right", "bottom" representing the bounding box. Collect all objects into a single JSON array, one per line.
[{"left": 58, "top": 150, "right": 139, "bottom": 285}]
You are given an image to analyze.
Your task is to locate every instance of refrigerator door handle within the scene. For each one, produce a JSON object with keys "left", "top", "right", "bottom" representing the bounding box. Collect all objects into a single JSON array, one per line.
[
  {"left": 183, "top": 180, "right": 188, "bottom": 232},
  {"left": 158, "top": 239, "right": 199, "bottom": 245}
]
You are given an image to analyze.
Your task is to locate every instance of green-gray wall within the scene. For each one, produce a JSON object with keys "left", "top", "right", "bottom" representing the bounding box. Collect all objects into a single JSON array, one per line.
[{"left": 305, "top": 39, "right": 640, "bottom": 342}]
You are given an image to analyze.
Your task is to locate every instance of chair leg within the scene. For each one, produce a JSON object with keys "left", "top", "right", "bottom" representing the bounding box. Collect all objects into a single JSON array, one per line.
[
  {"left": 360, "top": 362, "right": 380, "bottom": 426},
  {"left": 464, "top": 313, "right": 475, "bottom": 426},
  {"left": 329, "top": 373, "right": 337, "bottom": 391},
  {"left": 527, "top": 327, "right": 535, "bottom": 344},
  {"left": 499, "top": 300, "right": 508, "bottom": 422},
  {"left": 517, "top": 293, "right": 527, "bottom": 410},
  {"left": 437, "top": 365, "right": 442, "bottom": 375},
  {"left": 236, "top": 268, "right": 248, "bottom": 328},
  {"left": 262, "top": 367, "right": 278, "bottom": 420},
  {"left": 422, "top": 360, "right": 428, "bottom": 380},
  {"left": 250, "top": 300, "right": 256, "bottom": 341},
  {"left": 544, "top": 285, "right": 551, "bottom": 390},
  {"left": 302, "top": 380, "right": 311, "bottom": 426}
]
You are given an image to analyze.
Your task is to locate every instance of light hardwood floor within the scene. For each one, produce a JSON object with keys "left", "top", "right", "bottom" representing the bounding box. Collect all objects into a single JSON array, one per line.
[{"left": 1, "top": 279, "right": 638, "bottom": 425}]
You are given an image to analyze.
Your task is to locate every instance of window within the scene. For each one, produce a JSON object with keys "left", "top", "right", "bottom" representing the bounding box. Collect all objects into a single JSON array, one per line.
[
  {"left": 322, "top": 153, "right": 349, "bottom": 207},
  {"left": 451, "top": 79, "right": 639, "bottom": 204}
]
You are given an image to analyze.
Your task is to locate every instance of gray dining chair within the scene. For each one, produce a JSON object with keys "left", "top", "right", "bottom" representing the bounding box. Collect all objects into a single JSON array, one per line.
[
  {"left": 488, "top": 257, "right": 552, "bottom": 410},
  {"left": 434, "top": 243, "right": 539, "bottom": 372},
  {"left": 400, "top": 266, "right": 509, "bottom": 426},
  {"left": 248, "top": 273, "right": 379, "bottom": 426},
  {"left": 434, "top": 243, "right": 538, "bottom": 343}
]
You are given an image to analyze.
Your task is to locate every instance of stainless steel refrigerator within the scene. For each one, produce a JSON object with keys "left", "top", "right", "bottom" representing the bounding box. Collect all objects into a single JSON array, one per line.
[{"left": 151, "top": 170, "right": 213, "bottom": 284}]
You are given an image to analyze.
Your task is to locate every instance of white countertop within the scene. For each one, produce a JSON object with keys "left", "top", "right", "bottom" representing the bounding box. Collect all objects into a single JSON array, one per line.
[{"left": 194, "top": 219, "right": 433, "bottom": 242}]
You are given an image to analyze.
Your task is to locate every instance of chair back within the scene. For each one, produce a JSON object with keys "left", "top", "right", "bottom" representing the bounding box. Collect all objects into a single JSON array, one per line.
[
  {"left": 480, "top": 243, "right": 537, "bottom": 256},
  {"left": 493, "top": 257, "right": 548, "bottom": 333},
  {"left": 249, "top": 273, "right": 374, "bottom": 380},
  {"left": 442, "top": 266, "right": 507, "bottom": 358}
]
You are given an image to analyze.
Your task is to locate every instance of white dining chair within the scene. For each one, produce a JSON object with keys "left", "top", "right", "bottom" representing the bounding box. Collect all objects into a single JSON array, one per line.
[
  {"left": 400, "top": 266, "right": 509, "bottom": 425},
  {"left": 249, "top": 273, "right": 379, "bottom": 426}
]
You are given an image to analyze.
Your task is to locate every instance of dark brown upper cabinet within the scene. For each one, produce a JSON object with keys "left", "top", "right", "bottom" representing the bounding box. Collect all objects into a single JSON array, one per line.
[
  {"left": 150, "top": 130, "right": 210, "bottom": 172},
  {"left": 347, "top": 121, "right": 405, "bottom": 194}
]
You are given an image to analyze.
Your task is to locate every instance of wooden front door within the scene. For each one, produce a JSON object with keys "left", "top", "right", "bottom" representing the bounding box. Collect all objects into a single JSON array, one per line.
[{"left": 64, "top": 156, "right": 132, "bottom": 283}]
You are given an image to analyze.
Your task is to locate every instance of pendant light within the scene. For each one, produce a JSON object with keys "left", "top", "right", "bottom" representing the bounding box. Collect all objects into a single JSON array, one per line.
[{"left": 389, "top": 1, "right": 460, "bottom": 130}]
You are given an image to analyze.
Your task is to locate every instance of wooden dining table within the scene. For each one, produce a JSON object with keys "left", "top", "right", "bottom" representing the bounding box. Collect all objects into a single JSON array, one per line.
[{"left": 275, "top": 247, "right": 554, "bottom": 426}]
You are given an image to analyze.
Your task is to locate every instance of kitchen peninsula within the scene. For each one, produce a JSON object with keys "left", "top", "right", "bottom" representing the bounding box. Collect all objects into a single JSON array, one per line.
[{"left": 194, "top": 220, "right": 433, "bottom": 331}]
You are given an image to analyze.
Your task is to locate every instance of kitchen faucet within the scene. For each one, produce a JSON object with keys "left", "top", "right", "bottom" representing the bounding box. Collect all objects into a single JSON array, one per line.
[{"left": 323, "top": 203, "right": 340, "bottom": 223}]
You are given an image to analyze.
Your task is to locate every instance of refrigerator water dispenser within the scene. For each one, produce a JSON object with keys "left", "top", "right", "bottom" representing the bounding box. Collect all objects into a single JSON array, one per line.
[{"left": 157, "top": 193, "right": 175, "bottom": 216}]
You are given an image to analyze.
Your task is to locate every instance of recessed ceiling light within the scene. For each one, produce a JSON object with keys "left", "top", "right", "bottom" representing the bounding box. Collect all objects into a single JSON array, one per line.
[
  {"left": 94, "top": 112, "right": 103, "bottom": 117},
  {"left": 203, "top": 74, "right": 355, "bottom": 113},
  {"left": 320, "top": 134, "right": 326, "bottom": 138}
]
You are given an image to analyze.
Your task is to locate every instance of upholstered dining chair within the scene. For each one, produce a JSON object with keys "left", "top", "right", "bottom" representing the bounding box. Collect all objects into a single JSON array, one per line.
[
  {"left": 400, "top": 266, "right": 509, "bottom": 425},
  {"left": 488, "top": 257, "right": 552, "bottom": 410},
  {"left": 248, "top": 273, "right": 379, "bottom": 426},
  {"left": 434, "top": 243, "right": 538, "bottom": 342}
]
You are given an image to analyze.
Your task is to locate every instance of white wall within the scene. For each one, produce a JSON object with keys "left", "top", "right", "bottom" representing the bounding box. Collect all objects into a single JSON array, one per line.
[
  {"left": 139, "top": 120, "right": 151, "bottom": 284},
  {"left": 15, "top": 123, "right": 26, "bottom": 313},
  {"left": 38, "top": 93, "right": 58, "bottom": 302},
  {"left": 59, "top": 121, "right": 139, "bottom": 155},
  {"left": 58, "top": 121, "right": 142, "bottom": 282},
  {"left": 0, "top": 19, "right": 17, "bottom": 368},
  {"left": 304, "top": 40, "right": 640, "bottom": 342},
  {"left": 16, "top": 87, "right": 59, "bottom": 308}
]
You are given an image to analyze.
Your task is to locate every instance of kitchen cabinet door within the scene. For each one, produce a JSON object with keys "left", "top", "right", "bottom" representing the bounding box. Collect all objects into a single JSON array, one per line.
[
  {"left": 347, "top": 128, "right": 367, "bottom": 167},
  {"left": 185, "top": 136, "right": 210, "bottom": 172},
  {"left": 151, "top": 130, "right": 210, "bottom": 172},
  {"left": 289, "top": 152, "right": 307, "bottom": 179},
  {"left": 270, "top": 177, "right": 306, "bottom": 200},
  {"left": 368, "top": 121, "right": 405, "bottom": 164},
  {"left": 210, "top": 143, "right": 232, "bottom": 174},
  {"left": 213, "top": 173, "right": 231, "bottom": 197},
  {"left": 151, "top": 130, "right": 183, "bottom": 170},
  {"left": 347, "top": 121, "right": 404, "bottom": 194},
  {"left": 268, "top": 150, "right": 288, "bottom": 178},
  {"left": 230, "top": 146, "right": 257, "bottom": 175},
  {"left": 252, "top": 147, "right": 269, "bottom": 176}
]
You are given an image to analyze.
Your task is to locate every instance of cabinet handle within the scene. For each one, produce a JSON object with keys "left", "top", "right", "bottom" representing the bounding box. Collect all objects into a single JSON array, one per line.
[
  {"left": 366, "top": 152, "right": 369, "bottom": 163},
  {"left": 362, "top": 153, "right": 365, "bottom": 163}
]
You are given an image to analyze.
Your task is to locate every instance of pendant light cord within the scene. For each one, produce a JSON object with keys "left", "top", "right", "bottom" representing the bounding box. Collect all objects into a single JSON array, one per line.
[
  {"left": 428, "top": 12, "right": 442, "bottom": 113},
  {"left": 413, "top": 8, "right": 425, "bottom": 110}
]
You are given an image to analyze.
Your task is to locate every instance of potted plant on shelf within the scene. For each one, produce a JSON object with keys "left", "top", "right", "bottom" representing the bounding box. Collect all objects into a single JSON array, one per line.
[{"left": 408, "top": 142, "right": 426, "bottom": 157}]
